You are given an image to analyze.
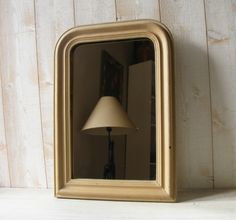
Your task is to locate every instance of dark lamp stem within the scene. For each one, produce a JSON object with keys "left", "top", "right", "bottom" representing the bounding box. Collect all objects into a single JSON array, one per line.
[{"left": 103, "top": 127, "right": 115, "bottom": 179}]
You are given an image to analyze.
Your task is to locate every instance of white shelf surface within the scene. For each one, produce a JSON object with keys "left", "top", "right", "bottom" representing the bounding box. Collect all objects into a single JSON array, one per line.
[{"left": 0, "top": 188, "right": 236, "bottom": 220}]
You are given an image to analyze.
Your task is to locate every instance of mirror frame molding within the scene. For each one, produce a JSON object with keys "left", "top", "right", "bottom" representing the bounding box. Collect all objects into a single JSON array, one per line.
[{"left": 54, "top": 20, "right": 175, "bottom": 202}]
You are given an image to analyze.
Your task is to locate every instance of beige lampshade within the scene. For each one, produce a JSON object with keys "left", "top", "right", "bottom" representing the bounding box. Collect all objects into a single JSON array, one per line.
[{"left": 82, "top": 96, "right": 136, "bottom": 135}]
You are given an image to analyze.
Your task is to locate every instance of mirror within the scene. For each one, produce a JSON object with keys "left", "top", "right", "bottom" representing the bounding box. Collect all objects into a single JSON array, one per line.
[
  {"left": 54, "top": 20, "right": 175, "bottom": 202},
  {"left": 71, "top": 38, "right": 156, "bottom": 180}
]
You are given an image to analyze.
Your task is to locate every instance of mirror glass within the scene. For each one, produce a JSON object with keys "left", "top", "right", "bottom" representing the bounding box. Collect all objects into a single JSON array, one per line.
[{"left": 70, "top": 38, "right": 156, "bottom": 180}]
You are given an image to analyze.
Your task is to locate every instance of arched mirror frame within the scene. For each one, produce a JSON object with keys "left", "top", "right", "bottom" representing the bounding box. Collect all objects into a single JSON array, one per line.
[{"left": 54, "top": 20, "right": 175, "bottom": 202}]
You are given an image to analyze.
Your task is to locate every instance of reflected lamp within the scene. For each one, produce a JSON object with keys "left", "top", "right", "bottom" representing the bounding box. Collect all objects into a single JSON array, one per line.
[{"left": 82, "top": 96, "right": 136, "bottom": 179}]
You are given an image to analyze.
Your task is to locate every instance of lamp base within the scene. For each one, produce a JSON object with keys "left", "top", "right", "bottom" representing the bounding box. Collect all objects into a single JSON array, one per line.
[{"left": 103, "top": 128, "right": 115, "bottom": 179}]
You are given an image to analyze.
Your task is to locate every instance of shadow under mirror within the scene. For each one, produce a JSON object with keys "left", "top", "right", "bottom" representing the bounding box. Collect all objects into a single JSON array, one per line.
[{"left": 71, "top": 38, "right": 156, "bottom": 180}]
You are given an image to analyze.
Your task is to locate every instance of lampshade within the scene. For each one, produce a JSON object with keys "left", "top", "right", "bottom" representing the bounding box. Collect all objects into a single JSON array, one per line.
[{"left": 82, "top": 96, "right": 136, "bottom": 135}]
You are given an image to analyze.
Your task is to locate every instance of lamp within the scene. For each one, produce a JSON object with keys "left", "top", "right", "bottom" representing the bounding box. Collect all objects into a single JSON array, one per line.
[{"left": 82, "top": 96, "right": 136, "bottom": 179}]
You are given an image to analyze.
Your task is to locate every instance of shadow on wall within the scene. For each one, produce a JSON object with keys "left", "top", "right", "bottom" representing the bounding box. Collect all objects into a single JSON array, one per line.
[
  {"left": 174, "top": 37, "right": 214, "bottom": 189},
  {"left": 175, "top": 34, "right": 236, "bottom": 189},
  {"left": 207, "top": 50, "right": 236, "bottom": 187}
]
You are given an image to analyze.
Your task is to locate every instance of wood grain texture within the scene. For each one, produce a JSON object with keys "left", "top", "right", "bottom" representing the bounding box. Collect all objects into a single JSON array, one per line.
[
  {"left": 0, "top": 0, "right": 46, "bottom": 187},
  {"left": 0, "top": 0, "right": 235, "bottom": 189},
  {"left": 116, "top": 0, "right": 160, "bottom": 21},
  {"left": 159, "top": 0, "right": 213, "bottom": 188},
  {"left": 0, "top": 76, "right": 10, "bottom": 187},
  {"left": 34, "top": 0, "right": 75, "bottom": 187},
  {"left": 205, "top": 0, "right": 236, "bottom": 187},
  {"left": 74, "top": 0, "right": 116, "bottom": 25}
]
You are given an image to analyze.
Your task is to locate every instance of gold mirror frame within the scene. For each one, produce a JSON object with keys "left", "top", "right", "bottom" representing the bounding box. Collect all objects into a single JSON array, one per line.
[{"left": 54, "top": 20, "right": 175, "bottom": 202}]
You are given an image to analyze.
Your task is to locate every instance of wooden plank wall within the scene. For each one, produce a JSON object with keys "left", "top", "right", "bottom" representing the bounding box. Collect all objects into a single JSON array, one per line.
[{"left": 0, "top": 0, "right": 235, "bottom": 189}]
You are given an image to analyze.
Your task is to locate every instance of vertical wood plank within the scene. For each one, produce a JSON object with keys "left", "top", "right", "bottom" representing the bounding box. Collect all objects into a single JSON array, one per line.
[
  {"left": 205, "top": 0, "right": 236, "bottom": 187},
  {"left": 0, "top": 0, "right": 47, "bottom": 187},
  {"left": 34, "top": 0, "right": 75, "bottom": 187},
  {"left": 74, "top": 0, "right": 116, "bottom": 25},
  {"left": 160, "top": 0, "right": 213, "bottom": 188},
  {"left": 0, "top": 0, "right": 233, "bottom": 189},
  {"left": 116, "top": 0, "right": 160, "bottom": 21},
  {"left": 0, "top": 76, "right": 10, "bottom": 187}
]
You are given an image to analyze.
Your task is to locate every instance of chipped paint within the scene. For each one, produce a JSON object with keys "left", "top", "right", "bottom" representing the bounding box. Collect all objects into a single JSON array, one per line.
[
  {"left": 208, "top": 30, "right": 229, "bottom": 44},
  {"left": 212, "top": 110, "right": 227, "bottom": 130},
  {"left": 208, "top": 37, "right": 229, "bottom": 44}
]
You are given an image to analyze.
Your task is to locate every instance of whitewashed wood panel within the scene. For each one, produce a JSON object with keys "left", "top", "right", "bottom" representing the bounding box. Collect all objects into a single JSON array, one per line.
[
  {"left": 74, "top": 0, "right": 116, "bottom": 25},
  {"left": 34, "top": 0, "right": 75, "bottom": 187},
  {"left": 205, "top": 0, "right": 236, "bottom": 187},
  {"left": 0, "top": 76, "right": 10, "bottom": 187},
  {"left": 160, "top": 0, "right": 213, "bottom": 188},
  {"left": 116, "top": 0, "right": 160, "bottom": 21},
  {"left": 0, "top": 0, "right": 46, "bottom": 187},
  {"left": 0, "top": 0, "right": 235, "bottom": 189}
]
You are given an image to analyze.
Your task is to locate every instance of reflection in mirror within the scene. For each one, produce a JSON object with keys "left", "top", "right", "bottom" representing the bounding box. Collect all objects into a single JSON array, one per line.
[{"left": 71, "top": 38, "right": 156, "bottom": 180}]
